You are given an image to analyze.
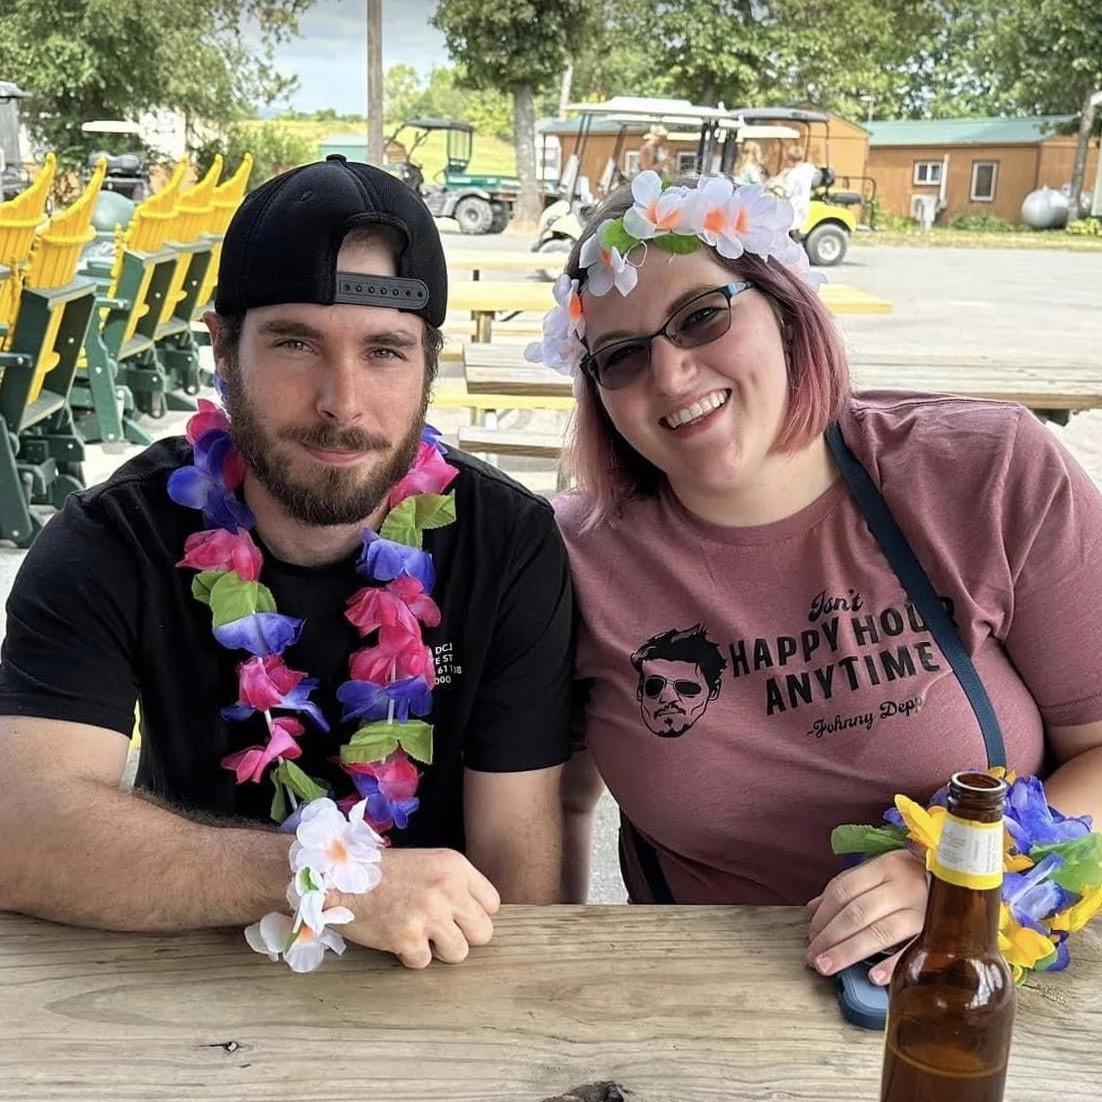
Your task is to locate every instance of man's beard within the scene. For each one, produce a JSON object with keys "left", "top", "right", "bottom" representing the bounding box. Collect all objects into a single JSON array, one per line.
[{"left": 221, "top": 364, "right": 428, "bottom": 527}]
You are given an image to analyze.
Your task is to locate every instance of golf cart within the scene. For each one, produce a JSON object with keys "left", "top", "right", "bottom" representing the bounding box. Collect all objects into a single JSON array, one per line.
[
  {"left": 533, "top": 96, "right": 802, "bottom": 270},
  {"left": 0, "top": 80, "right": 31, "bottom": 201},
  {"left": 80, "top": 121, "right": 152, "bottom": 202},
  {"left": 386, "top": 118, "right": 519, "bottom": 235}
]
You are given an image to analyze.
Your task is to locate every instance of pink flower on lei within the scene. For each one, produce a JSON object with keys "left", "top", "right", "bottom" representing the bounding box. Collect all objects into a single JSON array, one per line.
[
  {"left": 345, "top": 575, "right": 441, "bottom": 637},
  {"left": 388, "top": 440, "right": 459, "bottom": 508},
  {"left": 349, "top": 625, "right": 437, "bottom": 688},
  {"left": 177, "top": 528, "right": 263, "bottom": 581},
  {"left": 222, "top": 716, "right": 304, "bottom": 784}
]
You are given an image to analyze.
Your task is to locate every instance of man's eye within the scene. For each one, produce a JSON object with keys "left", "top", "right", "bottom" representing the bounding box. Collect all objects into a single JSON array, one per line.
[
  {"left": 277, "top": 339, "right": 311, "bottom": 352},
  {"left": 371, "top": 347, "right": 405, "bottom": 361}
]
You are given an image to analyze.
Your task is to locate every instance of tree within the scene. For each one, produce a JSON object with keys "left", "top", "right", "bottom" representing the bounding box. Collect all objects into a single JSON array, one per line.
[
  {"left": 0, "top": 0, "right": 312, "bottom": 168},
  {"left": 432, "top": 0, "right": 593, "bottom": 225}
]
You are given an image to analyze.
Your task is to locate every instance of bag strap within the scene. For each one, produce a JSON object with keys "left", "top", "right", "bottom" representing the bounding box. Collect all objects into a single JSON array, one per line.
[
  {"left": 825, "top": 422, "right": 1006, "bottom": 769},
  {"left": 620, "top": 813, "right": 676, "bottom": 904}
]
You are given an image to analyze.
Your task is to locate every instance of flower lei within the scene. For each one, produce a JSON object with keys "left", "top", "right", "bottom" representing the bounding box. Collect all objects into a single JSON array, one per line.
[
  {"left": 832, "top": 769, "right": 1102, "bottom": 983},
  {"left": 524, "top": 170, "right": 824, "bottom": 379},
  {"left": 167, "top": 398, "right": 459, "bottom": 969}
]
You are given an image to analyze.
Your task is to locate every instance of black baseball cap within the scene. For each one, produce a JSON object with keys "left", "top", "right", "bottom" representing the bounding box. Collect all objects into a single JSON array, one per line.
[{"left": 215, "top": 154, "right": 447, "bottom": 327}]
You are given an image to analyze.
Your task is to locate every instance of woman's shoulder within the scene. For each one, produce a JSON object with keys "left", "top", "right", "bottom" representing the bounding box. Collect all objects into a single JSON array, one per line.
[{"left": 552, "top": 489, "right": 657, "bottom": 546}]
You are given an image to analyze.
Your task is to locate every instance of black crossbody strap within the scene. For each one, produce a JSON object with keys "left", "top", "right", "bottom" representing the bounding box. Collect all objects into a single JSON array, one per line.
[
  {"left": 621, "top": 813, "right": 676, "bottom": 904},
  {"left": 825, "top": 422, "right": 1006, "bottom": 769}
]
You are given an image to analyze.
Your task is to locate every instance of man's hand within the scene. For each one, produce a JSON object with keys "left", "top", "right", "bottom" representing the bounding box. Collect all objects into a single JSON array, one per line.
[
  {"left": 336, "top": 848, "right": 501, "bottom": 969},
  {"left": 805, "top": 849, "right": 928, "bottom": 985}
]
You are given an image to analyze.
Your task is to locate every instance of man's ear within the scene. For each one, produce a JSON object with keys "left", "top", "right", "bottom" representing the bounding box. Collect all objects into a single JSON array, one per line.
[{"left": 202, "top": 310, "right": 229, "bottom": 380}]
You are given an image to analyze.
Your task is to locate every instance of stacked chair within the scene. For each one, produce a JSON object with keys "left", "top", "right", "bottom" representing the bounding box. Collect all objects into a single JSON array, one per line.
[
  {"left": 0, "top": 157, "right": 103, "bottom": 545},
  {"left": 0, "top": 152, "right": 252, "bottom": 546}
]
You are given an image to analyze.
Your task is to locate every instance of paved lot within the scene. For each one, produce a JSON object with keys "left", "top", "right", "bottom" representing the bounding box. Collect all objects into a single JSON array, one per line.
[{"left": 2, "top": 232, "right": 1099, "bottom": 905}]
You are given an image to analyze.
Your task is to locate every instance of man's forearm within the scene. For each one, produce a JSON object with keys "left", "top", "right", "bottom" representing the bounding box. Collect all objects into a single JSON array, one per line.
[{"left": 0, "top": 776, "right": 290, "bottom": 931}]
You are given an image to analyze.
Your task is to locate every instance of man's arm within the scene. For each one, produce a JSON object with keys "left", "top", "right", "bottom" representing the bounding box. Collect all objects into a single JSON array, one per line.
[
  {"left": 0, "top": 717, "right": 290, "bottom": 929},
  {"left": 463, "top": 764, "right": 564, "bottom": 903}
]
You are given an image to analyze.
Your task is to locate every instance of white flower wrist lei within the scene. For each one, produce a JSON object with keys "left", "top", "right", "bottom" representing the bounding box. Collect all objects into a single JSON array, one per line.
[{"left": 245, "top": 797, "right": 384, "bottom": 973}]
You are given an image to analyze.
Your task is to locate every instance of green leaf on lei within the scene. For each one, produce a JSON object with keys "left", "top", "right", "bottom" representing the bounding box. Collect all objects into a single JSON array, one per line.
[
  {"left": 191, "top": 570, "right": 227, "bottom": 607},
  {"left": 270, "top": 775, "right": 288, "bottom": 823},
  {"left": 831, "top": 823, "right": 909, "bottom": 857},
  {"left": 341, "top": 720, "right": 434, "bottom": 766},
  {"left": 652, "top": 232, "right": 701, "bottom": 255},
  {"left": 380, "top": 491, "right": 457, "bottom": 548},
  {"left": 1030, "top": 833, "right": 1102, "bottom": 893},
  {"left": 273, "top": 759, "right": 327, "bottom": 801},
  {"left": 600, "top": 218, "right": 640, "bottom": 255},
  {"left": 208, "top": 572, "right": 277, "bottom": 628}
]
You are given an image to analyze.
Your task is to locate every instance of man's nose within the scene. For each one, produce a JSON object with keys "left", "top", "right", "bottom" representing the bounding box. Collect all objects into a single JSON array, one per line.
[{"left": 316, "top": 357, "right": 363, "bottom": 424}]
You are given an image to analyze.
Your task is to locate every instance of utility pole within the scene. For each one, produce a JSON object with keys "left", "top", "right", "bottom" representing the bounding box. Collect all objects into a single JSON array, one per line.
[{"left": 366, "top": 0, "right": 384, "bottom": 165}]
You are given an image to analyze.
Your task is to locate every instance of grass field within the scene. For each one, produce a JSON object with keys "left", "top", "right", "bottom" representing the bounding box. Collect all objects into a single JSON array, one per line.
[
  {"left": 251, "top": 118, "right": 518, "bottom": 180},
  {"left": 855, "top": 226, "right": 1102, "bottom": 251}
]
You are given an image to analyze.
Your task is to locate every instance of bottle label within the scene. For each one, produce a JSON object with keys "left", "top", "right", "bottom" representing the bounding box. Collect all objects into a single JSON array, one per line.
[{"left": 931, "top": 812, "right": 1004, "bottom": 890}]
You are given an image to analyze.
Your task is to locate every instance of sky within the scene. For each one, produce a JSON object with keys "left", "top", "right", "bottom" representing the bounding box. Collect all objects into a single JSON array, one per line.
[{"left": 254, "top": 0, "right": 451, "bottom": 116}]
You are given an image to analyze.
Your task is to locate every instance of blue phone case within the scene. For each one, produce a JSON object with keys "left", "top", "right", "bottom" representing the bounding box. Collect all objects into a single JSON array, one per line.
[{"left": 834, "top": 959, "right": 889, "bottom": 1030}]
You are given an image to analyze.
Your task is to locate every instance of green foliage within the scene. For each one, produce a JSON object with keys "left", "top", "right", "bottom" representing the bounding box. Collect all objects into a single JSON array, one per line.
[
  {"left": 1066, "top": 216, "right": 1102, "bottom": 236},
  {"left": 0, "top": 0, "right": 312, "bottom": 170},
  {"left": 194, "top": 121, "right": 314, "bottom": 191},
  {"left": 950, "top": 214, "right": 1016, "bottom": 232},
  {"left": 385, "top": 66, "right": 514, "bottom": 143}
]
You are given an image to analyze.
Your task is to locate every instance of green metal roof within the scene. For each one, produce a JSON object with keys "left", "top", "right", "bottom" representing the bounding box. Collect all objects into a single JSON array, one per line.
[{"left": 866, "top": 116, "right": 1077, "bottom": 147}]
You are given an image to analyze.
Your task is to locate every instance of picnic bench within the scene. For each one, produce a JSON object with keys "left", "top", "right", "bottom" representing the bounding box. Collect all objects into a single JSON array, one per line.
[
  {"left": 445, "top": 249, "right": 552, "bottom": 281},
  {"left": 1, "top": 906, "right": 1096, "bottom": 1100}
]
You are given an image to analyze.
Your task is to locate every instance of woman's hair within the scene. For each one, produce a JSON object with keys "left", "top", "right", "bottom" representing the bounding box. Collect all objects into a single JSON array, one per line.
[
  {"left": 560, "top": 177, "right": 851, "bottom": 531},
  {"left": 736, "top": 140, "right": 763, "bottom": 170}
]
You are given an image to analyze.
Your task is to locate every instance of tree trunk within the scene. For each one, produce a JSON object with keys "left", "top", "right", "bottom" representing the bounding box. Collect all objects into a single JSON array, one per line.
[
  {"left": 1067, "top": 85, "right": 1097, "bottom": 223},
  {"left": 513, "top": 83, "right": 541, "bottom": 228}
]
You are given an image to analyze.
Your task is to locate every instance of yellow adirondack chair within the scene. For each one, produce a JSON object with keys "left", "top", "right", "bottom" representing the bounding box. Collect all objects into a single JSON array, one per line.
[{"left": 196, "top": 153, "right": 254, "bottom": 310}]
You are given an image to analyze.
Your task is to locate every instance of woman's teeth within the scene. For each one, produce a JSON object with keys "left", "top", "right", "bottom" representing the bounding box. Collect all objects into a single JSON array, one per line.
[{"left": 663, "top": 390, "right": 729, "bottom": 429}]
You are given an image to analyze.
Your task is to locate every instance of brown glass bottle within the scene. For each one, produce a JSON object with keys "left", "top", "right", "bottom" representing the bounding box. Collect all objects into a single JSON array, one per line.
[{"left": 880, "top": 771, "right": 1015, "bottom": 1102}]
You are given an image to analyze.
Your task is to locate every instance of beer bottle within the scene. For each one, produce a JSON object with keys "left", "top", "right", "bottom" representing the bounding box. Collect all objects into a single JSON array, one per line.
[{"left": 880, "top": 771, "right": 1015, "bottom": 1102}]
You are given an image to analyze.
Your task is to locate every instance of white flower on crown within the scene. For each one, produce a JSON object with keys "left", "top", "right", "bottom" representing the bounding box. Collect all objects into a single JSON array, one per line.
[
  {"left": 578, "top": 219, "right": 638, "bottom": 297},
  {"left": 772, "top": 232, "right": 828, "bottom": 287},
  {"left": 622, "top": 171, "right": 695, "bottom": 241},
  {"left": 525, "top": 274, "right": 585, "bottom": 375},
  {"left": 686, "top": 178, "right": 794, "bottom": 260}
]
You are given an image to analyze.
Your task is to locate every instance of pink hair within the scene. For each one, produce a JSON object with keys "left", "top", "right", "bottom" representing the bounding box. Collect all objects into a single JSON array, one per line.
[{"left": 561, "top": 181, "right": 852, "bottom": 532}]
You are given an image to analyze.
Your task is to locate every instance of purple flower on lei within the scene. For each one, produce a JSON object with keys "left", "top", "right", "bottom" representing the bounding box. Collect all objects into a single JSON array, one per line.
[
  {"left": 167, "top": 430, "right": 254, "bottom": 532},
  {"left": 1004, "top": 775, "right": 1093, "bottom": 851},
  {"left": 1002, "top": 853, "right": 1078, "bottom": 932},
  {"left": 357, "top": 531, "right": 435, "bottom": 591},
  {"left": 214, "top": 612, "right": 304, "bottom": 656},
  {"left": 349, "top": 770, "right": 420, "bottom": 830},
  {"left": 337, "top": 675, "right": 433, "bottom": 724},
  {"left": 421, "top": 423, "right": 446, "bottom": 453}
]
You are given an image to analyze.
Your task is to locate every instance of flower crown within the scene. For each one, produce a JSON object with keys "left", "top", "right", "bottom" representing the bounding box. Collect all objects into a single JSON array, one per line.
[{"left": 524, "top": 170, "right": 824, "bottom": 380}]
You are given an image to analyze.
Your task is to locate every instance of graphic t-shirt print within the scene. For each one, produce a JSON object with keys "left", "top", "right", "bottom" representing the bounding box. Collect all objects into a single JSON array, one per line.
[{"left": 629, "top": 624, "right": 727, "bottom": 737}]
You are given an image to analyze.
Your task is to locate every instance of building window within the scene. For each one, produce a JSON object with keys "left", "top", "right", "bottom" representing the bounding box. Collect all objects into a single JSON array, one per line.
[
  {"left": 624, "top": 151, "right": 640, "bottom": 177},
  {"left": 970, "top": 161, "right": 998, "bottom": 202},
  {"left": 913, "top": 161, "right": 941, "bottom": 185},
  {"left": 676, "top": 151, "right": 698, "bottom": 174}
]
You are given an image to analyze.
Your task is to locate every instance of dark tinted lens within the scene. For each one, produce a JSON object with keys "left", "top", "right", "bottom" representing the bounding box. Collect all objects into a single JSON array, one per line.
[
  {"left": 669, "top": 291, "right": 732, "bottom": 349},
  {"left": 643, "top": 676, "right": 666, "bottom": 698},
  {"left": 673, "top": 681, "right": 703, "bottom": 697},
  {"left": 593, "top": 341, "right": 650, "bottom": 390}
]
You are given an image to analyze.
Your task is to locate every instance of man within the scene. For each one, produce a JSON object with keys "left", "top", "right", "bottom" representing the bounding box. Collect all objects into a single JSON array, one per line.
[
  {"left": 0, "top": 157, "right": 572, "bottom": 969},
  {"left": 630, "top": 625, "right": 726, "bottom": 738}
]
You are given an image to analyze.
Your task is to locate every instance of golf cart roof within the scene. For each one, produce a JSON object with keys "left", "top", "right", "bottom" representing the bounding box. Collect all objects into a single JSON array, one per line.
[
  {"left": 81, "top": 120, "right": 143, "bottom": 135},
  {"left": 405, "top": 118, "right": 473, "bottom": 133},
  {"left": 724, "top": 106, "right": 831, "bottom": 124},
  {"left": 0, "top": 80, "right": 30, "bottom": 101},
  {"left": 566, "top": 97, "right": 703, "bottom": 120}
]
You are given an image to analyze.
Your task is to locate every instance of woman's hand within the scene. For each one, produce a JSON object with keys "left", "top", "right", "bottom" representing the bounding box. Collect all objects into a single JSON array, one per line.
[{"left": 805, "top": 849, "right": 928, "bottom": 985}]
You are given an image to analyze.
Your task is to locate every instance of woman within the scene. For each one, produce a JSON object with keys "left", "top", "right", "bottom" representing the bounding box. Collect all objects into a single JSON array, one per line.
[
  {"left": 732, "top": 140, "right": 765, "bottom": 186},
  {"left": 532, "top": 171, "right": 1102, "bottom": 986}
]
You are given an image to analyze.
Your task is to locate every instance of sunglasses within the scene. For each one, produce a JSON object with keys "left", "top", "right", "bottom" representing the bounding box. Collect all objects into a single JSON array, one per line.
[
  {"left": 643, "top": 675, "right": 705, "bottom": 699},
  {"left": 581, "top": 281, "right": 753, "bottom": 391}
]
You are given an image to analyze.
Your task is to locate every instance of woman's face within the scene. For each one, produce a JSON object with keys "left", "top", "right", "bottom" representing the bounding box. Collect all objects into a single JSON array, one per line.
[{"left": 581, "top": 247, "right": 790, "bottom": 503}]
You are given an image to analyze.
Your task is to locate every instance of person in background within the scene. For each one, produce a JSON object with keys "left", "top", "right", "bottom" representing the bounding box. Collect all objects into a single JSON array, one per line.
[
  {"left": 732, "top": 140, "right": 765, "bottom": 186},
  {"left": 775, "top": 143, "right": 817, "bottom": 237}
]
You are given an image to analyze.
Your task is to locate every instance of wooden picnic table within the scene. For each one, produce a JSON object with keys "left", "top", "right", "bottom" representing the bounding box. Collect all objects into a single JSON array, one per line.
[
  {"left": 447, "top": 282, "right": 893, "bottom": 342},
  {"left": 464, "top": 344, "right": 1102, "bottom": 415},
  {"left": 445, "top": 249, "right": 551, "bottom": 281},
  {"left": 1, "top": 906, "right": 1097, "bottom": 1101}
]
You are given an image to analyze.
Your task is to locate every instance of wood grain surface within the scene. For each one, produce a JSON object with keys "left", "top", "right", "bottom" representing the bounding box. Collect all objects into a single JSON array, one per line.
[{"left": 1, "top": 906, "right": 1098, "bottom": 1102}]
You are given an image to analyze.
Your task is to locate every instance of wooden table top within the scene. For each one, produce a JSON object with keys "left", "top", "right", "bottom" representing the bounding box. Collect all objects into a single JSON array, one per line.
[
  {"left": 464, "top": 345, "right": 1102, "bottom": 411},
  {"left": 446, "top": 251, "right": 552, "bottom": 276},
  {"left": 1, "top": 906, "right": 1098, "bottom": 1101}
]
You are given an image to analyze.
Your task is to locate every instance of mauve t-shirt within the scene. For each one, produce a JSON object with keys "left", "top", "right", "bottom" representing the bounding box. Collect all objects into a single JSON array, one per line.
[{"left": 555, "top": 393, "right": 1102, "bottom": 904}]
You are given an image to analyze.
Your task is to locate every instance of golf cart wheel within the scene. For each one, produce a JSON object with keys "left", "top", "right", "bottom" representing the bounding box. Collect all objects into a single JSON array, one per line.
[
  {"left": 804, "top": 223, "right": 848, "bottom": 267},
  {"left": 489, "top": 204, "right": 510, "bottom": 234},
  {"left": 535, "top": 236, "right": 572, "bottom": 280},
  {"left": 455, "top": 197, "right": 494, "bottom": 235}
]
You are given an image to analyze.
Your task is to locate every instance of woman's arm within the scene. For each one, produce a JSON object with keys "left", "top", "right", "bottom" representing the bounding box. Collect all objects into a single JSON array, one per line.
[
  {"left": 560, "top": 750, "right": 606, "bottom": 903},
  {"left": 1042, "top": 720, "right": 1102, "bottom": 822}
]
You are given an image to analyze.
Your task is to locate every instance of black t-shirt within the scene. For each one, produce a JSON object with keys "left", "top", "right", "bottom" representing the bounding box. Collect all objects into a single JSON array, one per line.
[{"left": 0, "top": 439, "right": 573, "bottom": 851}]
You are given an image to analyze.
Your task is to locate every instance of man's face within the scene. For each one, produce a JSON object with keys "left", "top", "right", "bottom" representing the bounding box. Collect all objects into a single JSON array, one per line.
[
  {"left": 217, "top": 236, "right": 429, "bottom": 527},
  {"left": 637, "top": 658, "right": 713, "bottom": 737}
]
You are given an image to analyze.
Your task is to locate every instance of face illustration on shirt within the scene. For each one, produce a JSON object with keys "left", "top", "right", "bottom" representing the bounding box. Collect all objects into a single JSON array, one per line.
[{"left": 637, "top": 657, "right": 717, "bottom": 737}]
